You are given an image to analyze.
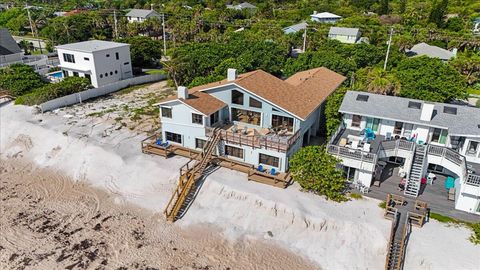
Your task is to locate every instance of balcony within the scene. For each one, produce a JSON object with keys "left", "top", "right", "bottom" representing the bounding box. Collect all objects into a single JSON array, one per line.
[{"left": 205, "top": 124, "right": 300, "bottom": 153}]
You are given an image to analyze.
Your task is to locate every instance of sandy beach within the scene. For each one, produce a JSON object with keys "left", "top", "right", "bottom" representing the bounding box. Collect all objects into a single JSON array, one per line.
[
  {"left": 1, "top": 82, "right": 478, "bottom": 270},
  {"left": 0, "top": 158, "right": 317, "bottom": 269}
]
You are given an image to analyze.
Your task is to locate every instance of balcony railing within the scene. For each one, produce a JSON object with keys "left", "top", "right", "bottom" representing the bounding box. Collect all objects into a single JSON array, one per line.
[
  {"left": 327, "top": 144, "right": 377, "bottom": 163},
  {"left": 205, "top": 126, "right": 301, "bottom": 153}
]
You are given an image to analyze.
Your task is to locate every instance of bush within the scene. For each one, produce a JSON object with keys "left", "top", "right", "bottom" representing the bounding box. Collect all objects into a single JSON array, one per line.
[
  {"left": 289, "top": 145, "right": 347, "bottom": 202},
  {"left": 15, "top": 77, "right": 91, "bottom": 105},
  {"left": 378, "top": 201, "right": 386, "bottom": 209},
  {"left": 470, "top": 223, "right": 480, "bottom": 245},
  {"left": 0, "top": 64, "right": 45, "bottom": 96}
]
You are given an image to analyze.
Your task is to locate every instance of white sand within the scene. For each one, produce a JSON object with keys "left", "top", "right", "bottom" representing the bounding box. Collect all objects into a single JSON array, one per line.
[{"left": 1, "top": 101, "right": 479, "bottom": 270}]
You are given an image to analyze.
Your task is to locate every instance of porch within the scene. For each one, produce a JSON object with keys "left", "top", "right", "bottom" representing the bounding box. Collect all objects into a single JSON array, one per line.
[
  {"left": 365, "top": 163, "right": 480, "bottom": 223},
  {"left": 141, "top": 134, "right": 292, "bottom": 188}
]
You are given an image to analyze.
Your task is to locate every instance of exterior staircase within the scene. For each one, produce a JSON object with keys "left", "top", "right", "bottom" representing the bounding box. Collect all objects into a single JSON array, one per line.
[
  {"left": 404, "top": 145, "right": 427, "bottom": 197},
  {"left": 163, "top": 129, "right": 221, "bottom": 222},
  {"left": 385, "top": 212, "right": 411, "bottom": 270}
]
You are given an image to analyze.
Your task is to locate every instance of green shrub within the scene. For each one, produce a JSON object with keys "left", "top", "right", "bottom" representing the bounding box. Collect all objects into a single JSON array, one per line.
[
  {"left": 0, "top": 64, "right": 45, "bottom": 96},
  {"left": 378, "top": 201, "right": 386, "bottom": 209},
  {"left": 470, "top": 223, "right": 480, "bottom": 245}
]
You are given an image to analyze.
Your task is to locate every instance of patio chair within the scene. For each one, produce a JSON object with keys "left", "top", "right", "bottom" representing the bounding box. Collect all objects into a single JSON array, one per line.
[
  {"left": 363, "top": 143, "right": 371, "bottom": 152},
  {"left": 270, "top": 168, "right": 276, "bottom": 176},
  {"left": 339, "top": 138, "right": 347, "bottom": 147},
  {"left": 386, "top": 132, "right": 392, "bottom": 140},
  {"left": 156, "top": 139, "right": 163, "bottom": 146},
  {"left": 351, "top": 140, "right": 359, "bottom": 149},
  {"left": 257, "top": 165, "right": 264, "bottom": 172},
  {"left": 162, "top": 141, "right": 170, "bottom": 148}
]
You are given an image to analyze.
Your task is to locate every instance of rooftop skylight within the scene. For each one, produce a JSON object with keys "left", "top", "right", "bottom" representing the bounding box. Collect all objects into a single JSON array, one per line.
[
  {"left": 443, "top": 106, "right": 457, "bottom": 115},
  {"left": 408, "top": 101, "right": 422, "bottom": 109},
  {"left": 356, "top": 94, "right": 369, "bottom": 102}
]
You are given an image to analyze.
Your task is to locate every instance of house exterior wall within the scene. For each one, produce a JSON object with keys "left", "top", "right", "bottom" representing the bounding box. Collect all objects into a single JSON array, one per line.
[
  {"left": 57, "top": 46, "right": 132, "bottom": 88},
  {"left": 0, "top": 52, "right": 23, "bottom": 65},
  {"left": 310, "top": 17, "right": 340, "bottom": 23},
  {"left": 328, "top": 34, "right": 360, "bottom": 44}
]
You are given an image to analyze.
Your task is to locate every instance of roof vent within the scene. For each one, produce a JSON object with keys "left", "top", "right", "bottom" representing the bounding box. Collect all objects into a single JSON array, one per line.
[
  {"left": 443, "top": 106, "right": 457, "bottom": 115},
  {"left": 178, "top": 86, "right": 188, "bottom": 99},
  {"left": 420, "top": 103, "right": 435, "bottom": 121},
  {"left": 408, "top": 101, "right": 421, "bottom": 109},
  {"left": 356, "top": 94, "right": 369, "bottom": 102}
]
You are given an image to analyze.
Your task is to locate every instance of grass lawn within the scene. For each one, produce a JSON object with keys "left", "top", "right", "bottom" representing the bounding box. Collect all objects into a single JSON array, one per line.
[
  {"left": 145, "top": 69, "right": 166, "bottom": 75},
  {"left": 467, "top": 88, "right": 480, "bottom": 96}
]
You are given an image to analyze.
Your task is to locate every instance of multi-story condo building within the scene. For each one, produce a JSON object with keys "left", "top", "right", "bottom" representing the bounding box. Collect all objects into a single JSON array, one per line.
[
  {"left": 56, "top": 40, "right": 133, "bottom": 88},
  {"left": 328, "top": 91, "right": 480, "bottom": 214},
  {"left": 156, "top": 68, "right": 346, "bottom": 173}
]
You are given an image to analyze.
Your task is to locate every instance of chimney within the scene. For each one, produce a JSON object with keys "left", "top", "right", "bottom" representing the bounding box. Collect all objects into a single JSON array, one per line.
[
  {"left": 313, "top": 10, "right": 317, "bottom": 15},
  {"left": 178, "top": 86, "right": 188, "bottom": 99},
  {"left": 451, "top": 48, "right": 458, "bottom": 57},
  {"left": 420, "top": 103, "right": 435, "bottom": 121},
  {"left": 150, "top": 4, "right": 154, "bottom": 10},
  {"left": 227, "top": 68, "right": 237, "bottom": 81}
]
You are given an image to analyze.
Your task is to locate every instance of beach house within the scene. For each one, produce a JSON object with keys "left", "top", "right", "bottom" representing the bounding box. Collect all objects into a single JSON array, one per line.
[
  {"left": 328, "top": 27, "right": 361, "bottom": 44},
  {"left": 125, "top": 9, "right": 162, "bottom": 23},
  {"left": 56, "top": 40, "right": 133, "bottom": 88},
  {"left": 328, "top": 91, "right": 480, "bottom": 215},
  {"left": 0, "top": 28, "right": 23, "bottom": 66},
  {"left": 283, "top": 22, "right": 308, "bottom": 34},
  {"left": 407, "top": 42, "right": 456, "bottom": 62},
  {"left": 226, "top": 2, "right": 257, "bottom": 10},
  {"left": 310, "top": 11, "right": 342, "bottom": 23},
  {"left": 155, "top": 67, "right": 345, "bottom": 174}
]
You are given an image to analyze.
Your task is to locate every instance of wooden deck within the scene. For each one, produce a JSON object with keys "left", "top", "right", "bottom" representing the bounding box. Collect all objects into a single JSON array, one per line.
[{"left": 141, "top": 136, "right": 292, "bottom": 189}]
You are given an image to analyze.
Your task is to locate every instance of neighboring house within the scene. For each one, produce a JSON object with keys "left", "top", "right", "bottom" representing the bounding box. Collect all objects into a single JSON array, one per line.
[
  {"left": 328, "top": 90, "right": 480, "bottom": 215},
  {"left": 53, "top": 11, "right": 67, "bottom": 17},
  {"left": 407, "top": 42, "right": 456, "bottom": 62},
  {"left": 328, "top": 27, "right": 361, "bottom": 44},
  {"left": 226, "top": 2, "right": 257, "bottom": 10},
  {"left": 0, "top": 28, "right": 23, "bottom": 66},
  {"left": 283, "top": 22, "right": 308, "bottom": 34},
  {"left": 156, "top": 67, "right": 346, "bottom": 173},
  {"left": 56, "top": 40, "right": 133, "bottom": 88},
  {"left": 310, "top": 11, "right": 342, "bottom": 23},
  {"left": 473, "top": 18, "right": 480, "bottom": 35},
  {"left": 125, "top": 9, "right": 162, "bottom": 23}
]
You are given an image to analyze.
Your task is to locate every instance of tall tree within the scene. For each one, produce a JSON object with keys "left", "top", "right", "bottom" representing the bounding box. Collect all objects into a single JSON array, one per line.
[{"left": 429, "top": 0, "right": 448, "bottom": 27}]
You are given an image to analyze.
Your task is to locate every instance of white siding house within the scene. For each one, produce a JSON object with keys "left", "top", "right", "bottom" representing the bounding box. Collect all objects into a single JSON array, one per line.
[
  {"left": 329, "top": 91, "right": 480, "bottom": 215},
  {"left": 56, "top": 40, "right": 133, "bottom": 88},
  {"left": 328, "top": 27, "right": 361, "bottom": 44},
  {"left": 125, "top": 9, "right": 161, "bottom": 23},
  {"left": 310, "top": 11, "right": 342, "bottom": 23},
  {"left": 156, "top": 68, "right": 346, "bottom": 173}
]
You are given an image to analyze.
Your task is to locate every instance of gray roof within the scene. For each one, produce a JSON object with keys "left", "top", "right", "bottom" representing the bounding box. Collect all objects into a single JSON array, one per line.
[
  {"left": 339, "top": 91, "right": 480, "bottom": 137},
  {"left": 227, "top": 2, "right": 256, "bottom": 10},
  {"left": 311, "top": 12, "right": 342, "bottom": 19},
  {"left": 408, "top": 42, "right": 455, "bottom": 61},
  {"left": 283, "top": 22, "right": 308, "bottom": 33},
  {"left": 125, "top": 9, "right": 160, "bottom": 18},
  {"left": 0, "top": 28, "right": 22, "bottom": 55},
  {"left": 329, "top": 27, "right": 360, "bottom": 36},
  {"left": 56, "top": 40, "right": 129, "bottom": 53}
]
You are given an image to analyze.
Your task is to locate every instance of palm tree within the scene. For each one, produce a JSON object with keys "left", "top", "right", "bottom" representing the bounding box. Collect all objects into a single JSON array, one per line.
[{"left": 357, "top": 67, "right": 401, "bottom": 96}]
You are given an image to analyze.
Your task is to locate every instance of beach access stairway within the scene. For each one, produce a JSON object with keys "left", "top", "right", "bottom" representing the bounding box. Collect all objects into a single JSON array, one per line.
[
  {"left": 163, "top": 128, "right": 222, "bottom": 222},
  {"left": 405, "top": 144, "right": 427, "bottom": 197},
  {"left": 384, "top": 194, "right": 427, "bottom": 270}
]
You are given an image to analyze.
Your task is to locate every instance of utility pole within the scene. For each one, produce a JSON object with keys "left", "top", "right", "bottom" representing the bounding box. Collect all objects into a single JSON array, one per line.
[
  {"left": 113, "top": 10, "right": 118, "bottom": 39},
  {"left": 25, "top": 3, "right": 43, "bottom": 54},
  {"left": 384, "top": 26, "right": 394, "bottom": 71},
  {"left": 162, "top": 13, "right": 167, "bottom": 55},
  {"left": 302, "top": 27, "right": 307, "bottom": 52}
]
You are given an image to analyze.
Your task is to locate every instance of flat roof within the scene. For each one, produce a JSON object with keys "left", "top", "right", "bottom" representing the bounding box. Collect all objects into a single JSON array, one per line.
[
  {"left": 339, "top": 91, "right": 480, "bottom": 137},
  {"left": 56, "top": 40, "right": 129, "bottom": 53}
]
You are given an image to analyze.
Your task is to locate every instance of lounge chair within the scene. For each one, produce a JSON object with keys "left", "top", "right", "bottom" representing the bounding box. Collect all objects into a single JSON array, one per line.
[
  {"left": 257, "top": 165, "right": 264, "bottom": 172},
  {"left": 339, "top": 138, "right": 347, "bottom": 147},
  {"left": 162, "top": 141, "right": 170, "bottom": 147},
  {"left": 270, "top": 168, "right": 276, "bottom": 175},
  {"left": 156, "top": 139, "right": 163, "bottom": 145}
]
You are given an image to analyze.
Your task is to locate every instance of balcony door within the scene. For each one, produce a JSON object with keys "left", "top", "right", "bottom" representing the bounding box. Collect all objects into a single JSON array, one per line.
[{"left": 366, "top": 117, "right": 380, "bottom": 132}]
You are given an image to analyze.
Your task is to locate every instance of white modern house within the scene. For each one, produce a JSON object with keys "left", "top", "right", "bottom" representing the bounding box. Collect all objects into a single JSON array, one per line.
[
  {"left": 328, "top": 91, "right": 480, "bottom": 215},
  {"left": 328, "top": 27, "right": 361, "bottom": 44},
  {"left": 310, "top": 11, "right": 342, "bottom": 23},
  {"left": 283, "top": 22, "right": 308, "bottom": 34},
  {"left": 56, "top": 40, "right": 133, "bottom": 88},
  {"left": 407, "top": 42, "right": 457, "bottom": 62},
  {"left": 226, "top": 2, "right": 257, "bottom": 10},
  {"left": 156, "top": 67, "right": 346, "bottom": 173},
  {"left": 0, "top": 28, "right": 23, "bottom": 66},
  {"left": 125, "top": 9, "right": 162, "bottom": 23}
]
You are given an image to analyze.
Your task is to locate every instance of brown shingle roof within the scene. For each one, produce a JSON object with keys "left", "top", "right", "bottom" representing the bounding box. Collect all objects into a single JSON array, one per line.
[{"left": 160, "top": 67, "right": 346, "bottom": 119}]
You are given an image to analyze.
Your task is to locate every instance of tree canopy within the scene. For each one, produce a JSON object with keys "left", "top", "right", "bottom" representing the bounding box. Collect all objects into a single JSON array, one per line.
[
  {"left": 0, "top": 64, "right": 46, "bottom": 96},
  {"left": 117, "top": 36, "right": 162, "bottom": 67}
]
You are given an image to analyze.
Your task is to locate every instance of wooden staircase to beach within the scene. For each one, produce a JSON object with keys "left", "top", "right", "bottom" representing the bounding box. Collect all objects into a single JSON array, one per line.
[{"left": 163, "top": 128, "right": 221, "bottom": 222}]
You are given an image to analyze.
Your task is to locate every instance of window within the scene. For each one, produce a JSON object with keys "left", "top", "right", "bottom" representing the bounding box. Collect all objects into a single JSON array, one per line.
[
  {"left": 232, "top": 108, "right": 261, "bottom": 125},
  {"left": 195, "top": 138, "right": 206, "bottom": 149},
  {"left": 84, "top": 57, "right": 90, "bottom": 61},
  {"left": 85, "top": 74, "right": 91, "bottom": 83},
  {"left": 408, "top": 101, "right": 421, "bottom": 109},
  {"left": 271, "top": 115, "right": 294, "bottom": 132},
  {"left": 100, "top": 74, "right": 103, "bottom": 78},
  {"left": 225, "top": 145, "right": 243, "bottom": 159},
  {"left": 210, "top": 111, "right": 219, "bottom": 125},
  {"left": 192, "top": 113, "right": 203, "bottom": 125},
  {"left": 443, "top": 106, "right": 457, "bottom": 115},
  {"left": 403, "top": 123, "right": 414, "bottom": 138},
  {"left": 110, "top": 71, "right": 113, "bottom": 75},
  {"left": 106, "top": 54, "right": 110, "bottom": 57},
  {"left": 232, "top": 90, "right": 244, "bottom": 105},
  {"left": 356, "top": 94, "right": 369, "bottom": 102},
  {"left": 73, "top": 71, "right": 79, "bottom": 77},
  {"left": 393, "top": 121, "right": 403, "bottom": 135},
  {"left": 467, "top": 141, "right": 479, "bottom": 156},
  {"left": 115, "top": 52, "right": 119, "bottom": 60},
  {"left": 351, "top": 115, "right": 362, "bottom": 128},
  {"left": 114, "top": 70, "right": 118, "bottom": 74},
  {"left": 105, "top": 73, "right": 108, "bottom": 77},
  {"left": 161, "top": 107, "right": 172, "bottom": 118},
  {"left": 124, "top": 62, "right": 130, "bottom": 65},
  {"left": 62, "top": 70, "right": 68, "bottom": 77},
  {"left": 431, "top": 128, "right": 448, "bottom": 144},
  {"left": 165, "top": 132, "right": 182, "bottom": 144},
  {"left": 259, "top": 153, "right": 279, "bottom": 167},
  {"left": 249, "top": 97, "right": 262, "bottom": 108},
  {"left": 365, "top": 117, "right": 380, "bottom": 132},
  {"left": 63, "top": 53, "right": 75, "bottom": 63}
]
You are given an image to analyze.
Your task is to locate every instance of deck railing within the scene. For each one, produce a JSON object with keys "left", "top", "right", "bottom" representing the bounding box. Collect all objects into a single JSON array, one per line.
[
  {"left": 327, "top": 144, "right": 377, "bottom": 163},
  {"left": 205, "top": 126, "right": 300, "bottom": 153}
]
